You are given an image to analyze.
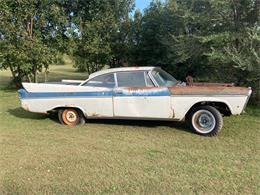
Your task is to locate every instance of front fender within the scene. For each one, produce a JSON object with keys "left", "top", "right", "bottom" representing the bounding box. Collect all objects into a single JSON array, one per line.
[{"left": 170, "top": 96, "right": 243, "bottom": 120}]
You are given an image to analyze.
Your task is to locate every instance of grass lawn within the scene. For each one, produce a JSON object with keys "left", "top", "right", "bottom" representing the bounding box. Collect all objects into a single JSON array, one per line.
[{"left": 0, "top": 64, "right": 259, "bottom": 194}]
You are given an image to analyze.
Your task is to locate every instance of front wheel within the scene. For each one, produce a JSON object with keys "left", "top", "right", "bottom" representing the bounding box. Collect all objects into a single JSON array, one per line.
[
  {"left": 58, "top": 108, "right": 85, "bottom": 126},
  {"left": 188, "top": 106, "right": 223, "bottom": 136}
]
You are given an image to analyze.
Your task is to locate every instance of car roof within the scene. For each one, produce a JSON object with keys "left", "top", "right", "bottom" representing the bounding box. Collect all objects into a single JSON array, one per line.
[{"left": 88, "top": 66, "right": 156, "bottom": 79}]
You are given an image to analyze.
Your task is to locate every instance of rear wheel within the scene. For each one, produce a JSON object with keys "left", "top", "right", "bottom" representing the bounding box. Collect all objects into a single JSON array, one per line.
[
  {"left": 58, "top": 108, "right": 85, "bottom": 126},
  {"left": 188, "top": 106, "right": 223, "bottom": 136}
]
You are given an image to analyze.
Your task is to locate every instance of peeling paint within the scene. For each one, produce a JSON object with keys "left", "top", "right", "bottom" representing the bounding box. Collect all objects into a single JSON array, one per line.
[{"left": 116, "top": 87, "right": 170, "bottom": 96}]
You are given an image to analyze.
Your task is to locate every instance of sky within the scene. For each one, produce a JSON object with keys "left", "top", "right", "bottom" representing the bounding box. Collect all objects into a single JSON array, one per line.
[{"left": 135, "top": 0, "right": 152, "bottom": 12}]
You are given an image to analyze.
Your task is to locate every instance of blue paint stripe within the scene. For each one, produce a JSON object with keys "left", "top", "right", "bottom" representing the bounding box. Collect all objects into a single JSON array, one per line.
[
  {"left": 18, "top": 89, "right": 113, "bottom": 99},
  {"left": 18, "top": 89, "right": 170, "bottom": 99}
]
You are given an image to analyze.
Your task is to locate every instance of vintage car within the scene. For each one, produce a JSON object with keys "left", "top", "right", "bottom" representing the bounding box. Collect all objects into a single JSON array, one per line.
[{"left": 18, "top": 67, "right": 252, "bottom": 136}]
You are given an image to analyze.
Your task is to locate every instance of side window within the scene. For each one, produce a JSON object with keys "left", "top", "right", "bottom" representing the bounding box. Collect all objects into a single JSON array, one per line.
[
  {"left": 84, "top": 73, "right": 115, "bottom": 88},
  {"left": 117, "top": 71, "right": 147, "bottom": 87}
]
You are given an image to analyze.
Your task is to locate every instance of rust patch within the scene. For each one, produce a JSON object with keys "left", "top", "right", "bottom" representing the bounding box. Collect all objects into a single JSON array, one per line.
[
  {"left": 169, "top": 85, "right": 249, "bottom": 96},
  {"left": 90, "top": 112, "right": 101, "bottom": 117},
  {"left": 169, "top": 107, "right": 175, "bottom": 118},
  {"left": 188, "top": 82, "right": 235, "bottom": 87}
]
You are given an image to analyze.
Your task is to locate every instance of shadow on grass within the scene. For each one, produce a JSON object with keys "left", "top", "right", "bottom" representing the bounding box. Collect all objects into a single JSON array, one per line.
[
  {"left": 86, "top": 119, "right": 192, "bottom": 134},
  {"left": 8, "top": 107, "right": 192, "bottom": 134},
  {"left": 8, "top": 108, "right": 48, "bottom": 120}
]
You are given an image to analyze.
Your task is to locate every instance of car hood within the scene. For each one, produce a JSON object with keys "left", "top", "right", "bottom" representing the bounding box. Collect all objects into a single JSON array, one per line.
[{"left": 169, "top": 84, "right": 251, "bottom": 96}]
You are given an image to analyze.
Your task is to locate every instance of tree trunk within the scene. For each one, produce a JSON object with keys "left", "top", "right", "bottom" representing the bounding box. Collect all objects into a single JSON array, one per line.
[
  {"left": 95, "top": 62, "right": 98, "bottom": 72},
  {"left": 27, "top": 16, "right": 33, "bottom": 39},
  {"left": 9, "top": 65, "right": 22, "bottom": 88},
  {"left": 232, "top": 0, "right": 240, "bottom": 50},
  {"left": 86, "top": 64, "right": 90, "bottom": 75},
  {"left": 9, "top": 65, "right": 16, "bottom": 80},
  {"left": 254, "top": 0, "right": 259, "bottom": 24},
  {"left": 26, "top": 74, "right": 32, "bottom": 83},
  {"left": 256, "top": 79, "right": 260, "bottom": 104},
  {"left": 33, "top": 65, "right": 38, "bottom": 83},
  {"left": 44, "top": 68, "right": 48, "bottom": 82}
]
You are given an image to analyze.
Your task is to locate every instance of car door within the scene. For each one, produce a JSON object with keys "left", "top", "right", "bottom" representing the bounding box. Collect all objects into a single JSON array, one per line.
[
  {"left": 113, "top": 71, "right": 173, "bottom": 119},
  {"left": 82, "top": 73, "right": 115, "bottom": 117}
]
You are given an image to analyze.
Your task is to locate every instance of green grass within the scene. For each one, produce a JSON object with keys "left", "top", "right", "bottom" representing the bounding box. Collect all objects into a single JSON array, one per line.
[
  {"left": 0, "top": 63, "right": 87, "bottom": 90},
  {"left": 0, "top": 64, "right": 259, "bottom": 194}
]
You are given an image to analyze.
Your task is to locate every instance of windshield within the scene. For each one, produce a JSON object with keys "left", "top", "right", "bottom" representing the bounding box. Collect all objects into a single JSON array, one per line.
[{"left": 151, "top": 68, "right": 178, "bottom": 87}]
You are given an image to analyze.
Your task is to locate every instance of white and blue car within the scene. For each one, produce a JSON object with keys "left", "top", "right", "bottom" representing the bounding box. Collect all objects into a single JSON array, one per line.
[{"left": 18, "top": 67, "right": 252, "bottom": 136}]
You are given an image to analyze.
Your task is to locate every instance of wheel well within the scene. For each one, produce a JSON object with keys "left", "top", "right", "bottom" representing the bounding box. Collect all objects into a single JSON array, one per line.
[
  {"left": 186, "top": 101, "right": 231, "bottom": 118},
  {"left": 49, "top": 106, "right": 85, "bottom": 117}
]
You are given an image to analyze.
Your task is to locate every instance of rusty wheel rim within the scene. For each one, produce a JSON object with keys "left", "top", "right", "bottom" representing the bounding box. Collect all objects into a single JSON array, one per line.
[{"left": 62, "top": 109, "right": 78, "bottom": 126}]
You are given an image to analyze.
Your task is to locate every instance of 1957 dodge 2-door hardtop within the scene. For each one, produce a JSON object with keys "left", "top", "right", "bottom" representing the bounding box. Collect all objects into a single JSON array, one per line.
[{"left": 18, "top": 67, "right": 252, "bottom": 136}]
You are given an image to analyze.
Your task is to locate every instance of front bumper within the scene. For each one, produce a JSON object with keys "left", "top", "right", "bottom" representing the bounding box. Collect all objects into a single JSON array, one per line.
[{"left": 242, "top": 87, "right": 252, "bottom": 112}]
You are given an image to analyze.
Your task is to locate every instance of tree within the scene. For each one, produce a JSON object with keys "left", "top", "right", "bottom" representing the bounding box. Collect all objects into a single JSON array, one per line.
[
  {"left": 0, "top": 0, "right": 67, "bottom": 87},
  {"left": 69, "top": 0, "right": 134, "bottom": 73},
  {"left": 73, "top": 18, "right": 113, "bottom": 73},
  {"left": 109, "top": 0, "right": 135, "bottom": 68},
  {"left": 128, "top": 9, "right": 143, "bottom": 66},
  {"left": 134, "top": 1, "right": 168, "bottom": 67},
  {"left": 129, "top": 0, "right": 259, "bottom": 95}
]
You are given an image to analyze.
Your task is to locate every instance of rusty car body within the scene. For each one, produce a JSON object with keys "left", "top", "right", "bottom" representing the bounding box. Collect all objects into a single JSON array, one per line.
[{"left": 18, "top": 67, "right": 252, "bottom": 136}]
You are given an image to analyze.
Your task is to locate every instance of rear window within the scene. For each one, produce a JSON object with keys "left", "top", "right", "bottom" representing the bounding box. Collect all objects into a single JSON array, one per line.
[{"left": 84, "top": 73, "right": 115, "bottom": 88}]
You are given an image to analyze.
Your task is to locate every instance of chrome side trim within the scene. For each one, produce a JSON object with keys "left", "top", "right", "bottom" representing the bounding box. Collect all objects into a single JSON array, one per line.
[
  {"left": 170, "top": 94, "right": 248, "bottom": 97},
  {"left": 86, "top": 116, "right": 181, "bottom": 121}
]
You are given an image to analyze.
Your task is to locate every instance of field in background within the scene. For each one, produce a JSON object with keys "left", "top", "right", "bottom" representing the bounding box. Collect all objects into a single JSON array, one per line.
[
  {"left": 0, "top": 64, "right": 259, "bottom": 194},
  {"left": 0, "top": 62, "right": 87, "bottom": 89}
]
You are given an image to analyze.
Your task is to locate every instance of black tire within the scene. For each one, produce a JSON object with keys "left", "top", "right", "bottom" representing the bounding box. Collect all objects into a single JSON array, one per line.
[
  {"left": 188, "top": 105, "right": 223, "bottom": 136},
  {"left": 58, "top": 108, "right": 85, "bottom": 126}
]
